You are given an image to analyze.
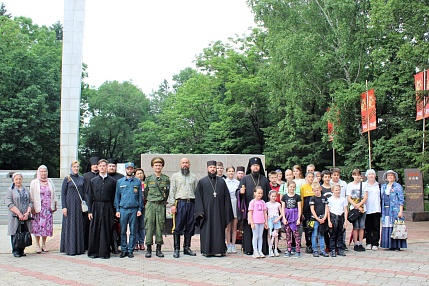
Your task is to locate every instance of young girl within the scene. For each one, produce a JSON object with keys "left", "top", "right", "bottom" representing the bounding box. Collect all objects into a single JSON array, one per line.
[
  {"left": 292, "top": 165, "right": 305, "bottom": 195},
  {"left": 328, "top": 184, "right": 347, "bottom": 257},
  {"left": 281, "top": 181, "right": 302, "bottom": 258},
  {"left": 266, "top": 190, "right": 282, "bottom": 257},
  {"left": 224, "top": 166, "right": 239, "bottom": 254},
  {"left": 248, "top": 186, "right": 268, "bottom": 258}
]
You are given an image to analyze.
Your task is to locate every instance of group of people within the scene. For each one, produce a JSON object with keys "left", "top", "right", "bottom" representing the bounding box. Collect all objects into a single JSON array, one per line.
[{"left": 6, "top": 157, "right": 407, "bottom": 259}]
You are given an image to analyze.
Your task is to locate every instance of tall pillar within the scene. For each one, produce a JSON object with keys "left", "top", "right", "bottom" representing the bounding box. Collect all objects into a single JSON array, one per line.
[{"left": 60, "top": 0, "right": 86, "bottom": 178}]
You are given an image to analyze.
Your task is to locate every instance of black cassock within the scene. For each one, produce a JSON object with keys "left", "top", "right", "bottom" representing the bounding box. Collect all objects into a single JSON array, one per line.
[
  {"left": 87, "top": 175, "right": 116, "bottom": 258},
  {"left": 238, "top": 173, "right": 270, "bottom": 255},
  {"left": 83, "top": 171, "right": 98, "bottom": 251},
  {"left": 195, "top": 176, "right": 233, "bottom": 256}
]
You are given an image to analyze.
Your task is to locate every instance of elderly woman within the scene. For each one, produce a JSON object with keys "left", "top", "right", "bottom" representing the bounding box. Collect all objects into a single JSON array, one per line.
[
  {"left": 60, "top": 160, "right": 85, "bottom": 255},
  {"left": 380, "top": 170, "right": 407, "bottom": 250},
  {"left": 6, "top": 173, "right": 34, "bottom": 257},
  {"left": 364, "top": 169, "right": 381, "bottom": 250},
  {"left": 30, "top": 165, "right": 57, "bottom": 253}
]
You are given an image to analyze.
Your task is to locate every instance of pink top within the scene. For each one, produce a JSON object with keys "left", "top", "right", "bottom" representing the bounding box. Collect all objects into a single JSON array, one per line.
[{"left": 249, "top": 199, "right": 266, "bottom": 224}]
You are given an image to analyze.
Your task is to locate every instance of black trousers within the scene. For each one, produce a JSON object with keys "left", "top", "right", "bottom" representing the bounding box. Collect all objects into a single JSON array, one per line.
[
  {"left": 365, "top": 212, "right": 381, "bottom": 246},
  {"left": 173, "top": 200, "right": 195, "bottom": 237}
]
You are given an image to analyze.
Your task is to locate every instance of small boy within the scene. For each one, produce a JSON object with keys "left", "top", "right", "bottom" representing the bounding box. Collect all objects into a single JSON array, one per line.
[
  {"left": 321, "top": 170, "right": 333, "bottom": 199},
  {"left": 330, "top": 167, "right": 348, "bottom": 251},
  {"left": 268, "top": 171, "right": 281, "bottom": 203},
  {"left": 328, "top": 184, "right": 348, "bottom": 257},
  {"left": 300, "top": 172, "right": 315, "bottom": 253},
  {"left": 216, "top": 162, "right": 226, "bottom": 179},
  {"left": 309, "top": 182, "right": 329, "bottom": 257}
]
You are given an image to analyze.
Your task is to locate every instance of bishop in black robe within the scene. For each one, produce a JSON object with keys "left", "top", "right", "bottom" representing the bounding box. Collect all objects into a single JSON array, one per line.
[
  {"left": 195, "top": 161, "right": 233, "bottom": 257},
  {"left": 238, "top": 157, "right": 270, "bottom": 255},
  {"left": 87, "top": 161, "right": 116, "bottom": 259}
]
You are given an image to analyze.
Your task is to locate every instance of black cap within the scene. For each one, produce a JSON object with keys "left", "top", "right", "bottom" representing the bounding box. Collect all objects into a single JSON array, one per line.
[
  {"left": 107, "top": 158, "right": 118, "bottom": 165},
  {"left": 246, "top": 157, "right": 265, "bottom": 176},
  {"left": 236, "top": 166, "right": 245, "bottom": 172},
  {"left": 207, "top": 160, "right": 217, "bottom": 167},
  {"left": 86, "top": 156, "right": 100, "bottom": 172}
]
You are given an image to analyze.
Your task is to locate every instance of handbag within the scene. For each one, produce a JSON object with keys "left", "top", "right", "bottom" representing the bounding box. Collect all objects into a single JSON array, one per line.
[
  {"left": 13, "top": 221, "right": 32, "bottom": 249},
  {"left": 70, "top": 176, "right": 88, "bottom": 212},
  {"left": 347, "top": 179, "right": 363, "bottom": 223},
  {"left": 391, "top": 219, "right": 408, "bottom": 239}
]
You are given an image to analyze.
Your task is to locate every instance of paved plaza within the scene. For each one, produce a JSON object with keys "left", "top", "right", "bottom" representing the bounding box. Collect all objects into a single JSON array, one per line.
[{"left": 0, "top": 221, "right": 428, "bottom": 286}]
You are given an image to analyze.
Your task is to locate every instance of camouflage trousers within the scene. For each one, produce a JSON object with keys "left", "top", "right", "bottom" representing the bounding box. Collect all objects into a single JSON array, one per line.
[{"left": 144, "top": 201, "right": 165, "bottom": 245}]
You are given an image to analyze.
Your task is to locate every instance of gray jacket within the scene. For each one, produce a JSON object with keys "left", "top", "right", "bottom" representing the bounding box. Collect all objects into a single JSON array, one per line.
[{"left": 6, "top": 186, "right": 34, "bottom": 236}]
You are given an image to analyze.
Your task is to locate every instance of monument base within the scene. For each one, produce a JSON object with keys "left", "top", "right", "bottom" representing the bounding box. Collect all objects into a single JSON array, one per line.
[{"left": 403, "top": 211, "right": 429, "bottom": 221}]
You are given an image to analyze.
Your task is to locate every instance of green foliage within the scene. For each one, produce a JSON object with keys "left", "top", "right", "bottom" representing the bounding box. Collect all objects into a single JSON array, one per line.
[{"left": 0, "top": 16, "right": 62, "bottom": 174}]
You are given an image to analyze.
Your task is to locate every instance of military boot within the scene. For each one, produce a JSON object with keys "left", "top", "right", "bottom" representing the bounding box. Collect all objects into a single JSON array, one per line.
[
  {"left": 183, "top": 236, "right": 196, "bottom": 256},
  {"left": 156, "top": 244, "right": 164, "bottom": 258},
  {"left": 145, "top": 245, "right": 152, "bottom": 258},
  {"left": 173, "top": 234, "right": 180, "bottom": 258}
]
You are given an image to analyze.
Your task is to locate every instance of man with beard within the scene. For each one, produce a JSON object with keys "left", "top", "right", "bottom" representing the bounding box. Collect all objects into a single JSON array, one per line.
[
  {"left": 195, "top": 160, "right": 233, "bottom": 257},
  {"left": 168, "top": 158, "right": 198, "bottom": 258},
  {"left": 144, "top": 157, "right": 170, "bottom": 258},
  {"left": 87, "top": 159, "right": 116, "bottom": 259},
  {"left": 107, "top": 158, "right": 124, "bottom": 181},
  {"left": 236, "top": 166, "right": 245, "bottom": 181},
  {"left": 114, "top": 162, "right": 143, "bottom": 258},
  {"left": 107, "top": 158, "right": 123, "bottom": 254},
  {"left": 238, "top": 157, "right": 270, "bottom": 255},
  {"left": 83, "top": 156, "right": 99, "bottom": 251}
]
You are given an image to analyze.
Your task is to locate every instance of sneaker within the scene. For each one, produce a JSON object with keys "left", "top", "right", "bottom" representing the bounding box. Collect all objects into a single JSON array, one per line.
[
  {"left": 274, "top": 249, "right": 279, "bottom": 257},
  {"left": 331, "top": 251, "right": 337, "bottom": 257},
  {"left": 293, "top": 252, "right": 301, "bottom": 258},
  {"left": 252, "top": 253, "right": 259, "bottom": 259},
  {"left": 353, "top": 245, "right": 360, "bottom": 251},
  {"left": 313, "top": 252, "right": 319, "bottom": 257},
  {"left": 372, "top": 246, "right": 378, "bottom": 251},
  {"left": 227, "top": 245, "right": 232, "bottom": 254},
  {"left": 258, "top": 251, "right": 265, "bottom": 258},
  {"left": 269, "top": 249, "right": 274, "bottom": 257},
  {"left": 365, "top": 244, "right": 372, "bottom": 250},
  {"left": 343, "top": 246, "right": 349, "bottom": 251},
  {"left": 284, "top": 251, "right": 291, "bottom": 258},
  {"left": 305, "top": 246, "right": 313, "bottom": 254},
  {"left": 359, "top": 245, "right": 366, "bottom": 252},
  {"left": 231, "top": 245, "right": 237, "bottom": 254},
  {"left": 321, "top": 252, "right": 329, "bottom": 257},
  {"left": 338, "top": 250, "right": 346, "bottom": 256},
  {"left": 291, "top": 247, "right": 296, "bottom": 255}
]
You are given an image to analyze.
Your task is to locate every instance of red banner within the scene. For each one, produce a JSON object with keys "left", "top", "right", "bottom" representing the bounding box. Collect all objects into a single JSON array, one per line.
[
  {"left": 415, "top": 71, "right": 425, "bottom": 121},
  {"left": 327, "top": 107, "right": 336, "bottom": 141},
  {"left": 426, "top": 70, "right": 429, "bottom": 119},
  {"left": 361, "top": 89, "right": 376, "bottom": 133}
]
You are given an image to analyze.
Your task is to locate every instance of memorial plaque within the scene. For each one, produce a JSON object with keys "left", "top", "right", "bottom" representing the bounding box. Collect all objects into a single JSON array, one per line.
[{"left": 404, "top": 169, "right": 424, "bottom": 212}]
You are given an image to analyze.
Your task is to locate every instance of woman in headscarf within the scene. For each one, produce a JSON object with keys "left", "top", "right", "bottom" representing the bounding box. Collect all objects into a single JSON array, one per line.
[
  {"left": 380, "top": 170, "right": 407, "bottom": 250},
  {"left": 30, "top": 165, "right": 57, "bottom": 253},
  {"left": 60, "top": 160, "right": 85, "bottom": 255},
  {"left": 6, "top": 172, "right": 34, "bottom": 257}
]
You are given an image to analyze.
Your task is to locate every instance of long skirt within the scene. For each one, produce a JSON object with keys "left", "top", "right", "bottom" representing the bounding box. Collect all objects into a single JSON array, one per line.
[{"left": 380, "top": 226, "right": 407, "bottom": 249}]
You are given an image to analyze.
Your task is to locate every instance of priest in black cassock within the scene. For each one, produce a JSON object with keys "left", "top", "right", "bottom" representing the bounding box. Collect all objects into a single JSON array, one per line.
[
  {"left": 83, "top": 156, "right": 99, "bottom": 251},
  {"left": 195, "top": 160, "right": 233, "bottom": 257},
  {"left": 238, "top": 157, "right": 270, "bottom": 255},
  {"left": 87, "top": 159, "right": 116, "bottom": 259}
]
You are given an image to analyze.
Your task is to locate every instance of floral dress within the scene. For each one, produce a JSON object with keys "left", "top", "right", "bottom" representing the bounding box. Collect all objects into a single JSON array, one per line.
[{"left": 32, "top": 185, "right": 53, "bottom": 236}]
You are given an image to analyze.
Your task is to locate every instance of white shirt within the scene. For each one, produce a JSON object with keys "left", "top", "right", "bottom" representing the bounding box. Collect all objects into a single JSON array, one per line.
[
  {"left": 330, "top": 178, "right": 347, "bottom": 198},
  {"left": 328, "top": 196, "right": 347, "bottom": 215},
  {"left": 224, "top": 178, "right": 239, "bottom": 200},
  {"left": 364, "top": 181, "right": 381, "bottom": 214},
  {"left": 346, "top": 181, "right": 367, "bottom": 212}
]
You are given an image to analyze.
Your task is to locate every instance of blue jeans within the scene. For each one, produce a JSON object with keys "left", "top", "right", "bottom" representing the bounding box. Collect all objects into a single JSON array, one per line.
[
  {"left": 311, "top": 221, "right": 326, "bottom": 253},
  {"left": 120, "top": 208, "right": 138, "bottom": 253}
]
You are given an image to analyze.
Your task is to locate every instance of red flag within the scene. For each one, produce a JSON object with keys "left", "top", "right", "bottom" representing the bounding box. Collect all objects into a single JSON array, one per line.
[
  {"left": 425, "top": 70, "right": 429, "bottom": 119},
  {"left": 361, "top": 89, "right": 376, "bottom": 133},
  {"left": 415, "top": 71, "right": 424, "bottom": 121}
]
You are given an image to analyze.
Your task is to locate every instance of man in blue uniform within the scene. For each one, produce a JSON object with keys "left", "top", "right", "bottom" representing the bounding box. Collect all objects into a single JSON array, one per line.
[{"left": 114, "top": 162, "right": 143, "bottom": 258}]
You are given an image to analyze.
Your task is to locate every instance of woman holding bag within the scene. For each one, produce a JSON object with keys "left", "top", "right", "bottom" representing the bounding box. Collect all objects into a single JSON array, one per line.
[
  {"left": 6, "top": 172, "right": 34, "bottom": 257},
  {"left": 60, "top": 160, "right": 85, "bottom": 255},
  {"left": 380, "top": 170, "right": 407, "bottom": 250},
  {"left": 30, "top": 165, "right": 57, "bottom": 253}
]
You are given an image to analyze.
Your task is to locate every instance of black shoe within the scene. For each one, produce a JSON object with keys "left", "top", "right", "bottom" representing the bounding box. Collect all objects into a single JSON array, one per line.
[
  {"left": 13, "top": 253, "right": 21, "bottom": 258},
  {"left": 173, "top": 249, "right": 180, "bottom": 258},
  {"left": 359, "top": 245, "right": 366, "bottom": 252},
  {"left": 145, "top": 245, "right": 152, "bottom": 258},
  {"left": 100, "top": 256, "right": 110, "bottom": 259},
  {"left": 331, "top": 251, "right": 337, "bottom": 257},
  {"left": 321, "top": 252, "right": 329, "bottom": 257},
  {"left": 119, "top": 252, "right": 128, "bottom": 258},
  {"left": 313, "top": 252, "right": 319, "bottom": 257},
  {"left": 338, "top": 250, "right": 346, "bottom": 256},
  {"left": 343, "top": 246, "right": 349, "bottom": 251},
  {"left": 354, "top": 245, "right": 360, "bottom": 251},
  {"left": 20, "top": 253, "right": 26, "bottom": 257},
  {"left": 183, "top": 247, "right": 196, "bottom": 256},
  {"left": 128, "top": 252, "right": 134, "bottom": 258},
  {"left": 305, "top": 246, "right": 313, "bottom": 254},
  {"left": 156, "top": 244, "right": 164, "bottom": 258}
]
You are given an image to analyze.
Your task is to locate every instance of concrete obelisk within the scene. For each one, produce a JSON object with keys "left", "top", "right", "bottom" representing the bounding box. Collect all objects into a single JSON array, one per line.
[{"left": 60, "top": 0, "right": 86, "bottom": 178}]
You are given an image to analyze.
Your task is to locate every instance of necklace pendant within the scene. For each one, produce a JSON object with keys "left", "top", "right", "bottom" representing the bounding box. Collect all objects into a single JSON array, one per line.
[{"left": 213, "top": 192, "right": 217, "bottom": 198}]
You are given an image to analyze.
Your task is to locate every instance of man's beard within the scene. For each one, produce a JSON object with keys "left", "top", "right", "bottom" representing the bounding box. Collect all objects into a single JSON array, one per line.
[
  {"left": 181, "top": 168, "right": 190, "bottom": 176},
  {"left": 251, "top": 171, "right": 260, "bottom": 176},
  {"left": 208, "top": 171, "right": 217, "bottom": 178},
  {"left": 126, "top": 171, "right": 133, "bottom": 177}
]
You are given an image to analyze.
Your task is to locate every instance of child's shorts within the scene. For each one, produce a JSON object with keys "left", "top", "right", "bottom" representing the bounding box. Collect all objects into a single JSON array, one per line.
[{"left": 268, "top": 216, "right": 282, "bottom": 231}]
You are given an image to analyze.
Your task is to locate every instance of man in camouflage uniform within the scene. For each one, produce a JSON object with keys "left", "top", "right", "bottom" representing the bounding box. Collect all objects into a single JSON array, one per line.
[{"left": 144, "top": 157, "right": 170, "bottom": 258}]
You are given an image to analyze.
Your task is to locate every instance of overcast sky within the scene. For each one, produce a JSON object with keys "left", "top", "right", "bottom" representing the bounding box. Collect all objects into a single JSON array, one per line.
[{"left": 3, "top": 0, "right": 256, "bottom": 94}]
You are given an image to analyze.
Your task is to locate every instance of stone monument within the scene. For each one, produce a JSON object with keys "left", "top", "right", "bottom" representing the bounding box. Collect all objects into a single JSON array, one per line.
[
  {"left": 403, "top": 168, "right": 429, "bottom": 221},
  {"left": 60, "top": 0, "right": 86, "bottom": 178}
]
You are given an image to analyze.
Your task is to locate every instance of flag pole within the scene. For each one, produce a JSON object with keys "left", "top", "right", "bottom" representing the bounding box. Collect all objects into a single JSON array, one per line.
[
  {"left": 366, "top": 80, "right": 372, "bottom": 169},
  {"left": 423, "top": 70, "right": 426, "bottom": 162}
]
